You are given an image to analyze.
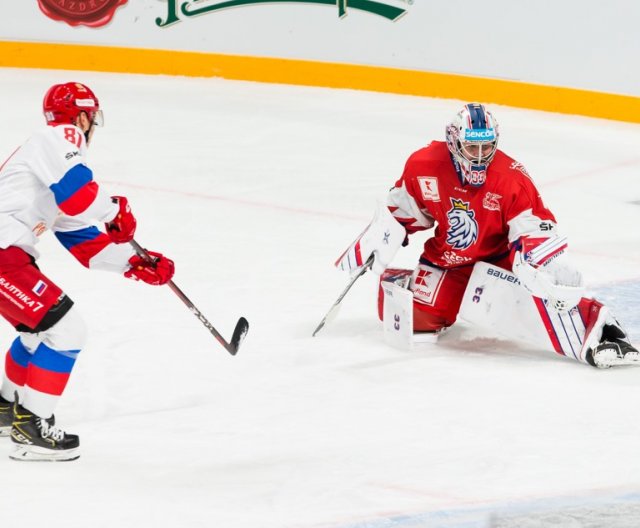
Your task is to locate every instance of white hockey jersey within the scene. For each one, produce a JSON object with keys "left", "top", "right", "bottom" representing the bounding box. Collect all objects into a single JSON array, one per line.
[{"left": 0, "top": 124, "right": 134, "bottom": 271}]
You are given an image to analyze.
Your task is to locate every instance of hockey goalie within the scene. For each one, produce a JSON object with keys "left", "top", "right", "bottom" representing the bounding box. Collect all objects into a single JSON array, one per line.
[{"left": 335, "top": 103, "right": 638, "bottom": 369}]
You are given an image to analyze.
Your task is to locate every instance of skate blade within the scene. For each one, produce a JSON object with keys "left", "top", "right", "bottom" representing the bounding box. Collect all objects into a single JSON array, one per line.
[
  {"left": 0, "top": 427, "right": 10, "bottom": 438},
  {"left": 9, "top": 444, "right": 80, "bottom": 462}
]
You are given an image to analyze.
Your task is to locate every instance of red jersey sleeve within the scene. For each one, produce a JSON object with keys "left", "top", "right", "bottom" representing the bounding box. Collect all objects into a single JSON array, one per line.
[
  {"left": 503, "top": 164, "right": 557, "bottom": 244},
  {"left": 387, "top": 149, "right": 436, "bottom": 234}
]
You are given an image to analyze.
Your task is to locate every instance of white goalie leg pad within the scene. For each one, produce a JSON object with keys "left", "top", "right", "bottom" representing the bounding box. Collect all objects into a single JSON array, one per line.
[
  {"left": 382, "top": 277, "right": 441, "bottom": 350},
  {"left": 382, "top": 280, "right": 415, "bottom": 350},
  {"left": 458, "top": 262, "right": 588, "bottom": 362},
  {"left": 335, "top": 201, "right": 406, "bottom": 276}
]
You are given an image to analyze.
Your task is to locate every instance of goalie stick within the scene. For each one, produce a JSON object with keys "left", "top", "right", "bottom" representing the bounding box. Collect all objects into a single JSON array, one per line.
[
  {"left": 130, "top": 240, "right": 249, "bottom": 355},
  {"left": 312, "top": 254, "right": 374, "bottom": 337}
]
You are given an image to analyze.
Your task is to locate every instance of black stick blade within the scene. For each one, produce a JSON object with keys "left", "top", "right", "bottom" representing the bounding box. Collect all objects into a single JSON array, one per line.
[{"left": 227, "top": 317, "right": 249, "bottom": 355}]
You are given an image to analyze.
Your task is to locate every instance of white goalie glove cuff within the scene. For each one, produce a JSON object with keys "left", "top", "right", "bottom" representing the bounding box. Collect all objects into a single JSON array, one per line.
[
  {"left": 335, "top": 201, "right": 406, "bottom": 276},
  {"left": 513, "top": 250, "right": 585, "bottom": 311}
]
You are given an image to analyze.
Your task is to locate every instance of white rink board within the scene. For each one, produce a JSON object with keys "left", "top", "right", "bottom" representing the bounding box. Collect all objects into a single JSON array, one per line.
[{"left": 0, "top": 0, "right": 639, "bottom": 95}]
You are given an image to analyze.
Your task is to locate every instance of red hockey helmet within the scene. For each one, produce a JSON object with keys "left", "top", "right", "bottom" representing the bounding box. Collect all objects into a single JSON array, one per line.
[{"left": 43, "top": 82, "right": 103, "bottom": 127}]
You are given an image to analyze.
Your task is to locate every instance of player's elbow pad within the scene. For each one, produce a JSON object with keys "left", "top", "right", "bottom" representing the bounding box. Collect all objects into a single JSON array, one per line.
[{"left": 335, "top": 201, "right": 406, "bottom": 276}]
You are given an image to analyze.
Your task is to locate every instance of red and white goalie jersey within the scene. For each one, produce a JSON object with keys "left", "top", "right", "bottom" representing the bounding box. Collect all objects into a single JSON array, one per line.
[
  {"left": 0, "top": 124, "right": 134, "bottom": 270},
  {"left": 388, "top": 141, "right": 558, "bottom": 268}
]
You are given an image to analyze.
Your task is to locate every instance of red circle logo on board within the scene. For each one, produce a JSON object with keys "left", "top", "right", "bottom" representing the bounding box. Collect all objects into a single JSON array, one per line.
[{"left": 37, "top": 0, "right": 129, "bottom": 28}]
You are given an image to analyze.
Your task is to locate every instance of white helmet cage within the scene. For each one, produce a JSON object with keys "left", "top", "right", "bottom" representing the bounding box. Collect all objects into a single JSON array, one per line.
[{"left": 445, "top": 103, "right": 499, "bottom": 186}]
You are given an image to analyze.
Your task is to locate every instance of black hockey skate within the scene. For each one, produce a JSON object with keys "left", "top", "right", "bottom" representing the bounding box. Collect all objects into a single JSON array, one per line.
[
  {"left": 10, "top": 401, "right": 79, "bottom": 462},
  {"left": 585, "top": 323, "right": 640, "bottom": 369},
  {"left": 0, "top": 394, "right": 12, "bottom": 438},
  {"left": 1, "top": 395, "right": 55, "bottom": 438}
]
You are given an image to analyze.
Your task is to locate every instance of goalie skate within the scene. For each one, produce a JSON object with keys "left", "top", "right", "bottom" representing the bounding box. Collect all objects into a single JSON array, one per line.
[
  {"left": 583, "top": 318, "right": 640, "bottom": 369},
  {"left": 586, "top": 341, "right": 640, "bottom": 369}
]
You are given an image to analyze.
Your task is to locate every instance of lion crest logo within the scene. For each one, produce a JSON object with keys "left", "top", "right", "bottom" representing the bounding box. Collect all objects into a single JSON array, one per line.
[{"left": 446, "top": 198, "right": 478, "bottom": 250}]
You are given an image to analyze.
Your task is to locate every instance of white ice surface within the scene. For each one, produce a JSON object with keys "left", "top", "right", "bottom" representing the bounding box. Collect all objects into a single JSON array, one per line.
[{"left": 0, "top": 69, "right": 639, "bottom": 528}]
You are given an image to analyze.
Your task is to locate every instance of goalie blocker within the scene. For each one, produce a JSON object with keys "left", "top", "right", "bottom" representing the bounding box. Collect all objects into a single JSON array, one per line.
[{"left": 379, "top": 262, "right": 639, "bottom": 368}]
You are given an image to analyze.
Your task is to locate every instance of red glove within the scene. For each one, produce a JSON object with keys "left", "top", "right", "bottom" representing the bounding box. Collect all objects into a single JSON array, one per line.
[
  {"left": 125, "top": 251, "right": 175, "bottom": 285},
  {"left": 106, "top": 196, "right": 137, "bottom": 244}
]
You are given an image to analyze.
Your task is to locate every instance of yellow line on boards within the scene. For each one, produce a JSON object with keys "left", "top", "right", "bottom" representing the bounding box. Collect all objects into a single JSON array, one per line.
[{"left": 1, "top": 40, "right": 639, "bottom": 123}]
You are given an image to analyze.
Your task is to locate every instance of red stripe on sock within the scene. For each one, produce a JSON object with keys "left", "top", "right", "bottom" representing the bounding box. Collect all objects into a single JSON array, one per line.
[
  {"left": 25, "top": 363, "right": 70, "bottom": 396},
  {"left": 5, "top": 352, "right": 27, "bottom": 386}
]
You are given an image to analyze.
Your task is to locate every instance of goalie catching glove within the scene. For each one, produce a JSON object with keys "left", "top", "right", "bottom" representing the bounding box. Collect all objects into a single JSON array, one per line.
[
  {"left": 512, "top": 234, "right": 585, "bottom": 311},
  {"left": 125, "top": 251, "right": 175, "bottom": 285},
  {"left": 335, "top": 201, "right": 406, "bottom": 275}
]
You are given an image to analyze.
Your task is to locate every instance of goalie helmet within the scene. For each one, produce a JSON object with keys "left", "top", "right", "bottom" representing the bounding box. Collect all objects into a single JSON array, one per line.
[
  {"left": 445, "top": 103, "right": 499, "bottom": 186},
  {"left": 43, "top": 82, "right": 103, "bottom": 128}
]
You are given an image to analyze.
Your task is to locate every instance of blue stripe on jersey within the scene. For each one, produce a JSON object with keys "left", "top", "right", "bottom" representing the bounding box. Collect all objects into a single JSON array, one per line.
[
  {"left": 30, "top": 343, "right": 79, "bottom": 374},
  {"left": 9, "top": 338, "right": 32, "bottom": 368},
  {"left": 54, "top": 226, "right": 102, "bottom": 251},
  {"left": 466, "top": 104, "right": 487, "bottom": 129},
  {"left": 49, "top": 164, "right": 93, "bottom": 207}
]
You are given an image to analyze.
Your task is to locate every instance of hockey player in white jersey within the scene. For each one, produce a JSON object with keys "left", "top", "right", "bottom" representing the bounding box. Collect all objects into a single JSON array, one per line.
[{"left": 0, "top": 82, "right": 175, "bottom": 461}]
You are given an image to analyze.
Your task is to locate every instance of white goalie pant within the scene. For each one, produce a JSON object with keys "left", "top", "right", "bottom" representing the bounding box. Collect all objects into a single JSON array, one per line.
[{"left": 458, "top": 262, "right": 607, "bottom": 364}]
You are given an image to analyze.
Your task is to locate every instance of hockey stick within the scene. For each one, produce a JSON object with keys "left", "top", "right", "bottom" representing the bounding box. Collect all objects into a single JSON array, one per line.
[
  {"left": 130, "top": 240, "right": 249, "bottom": 355},
  {"left": 312, "top": 254, "right": 375, "bottom": 337}
]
